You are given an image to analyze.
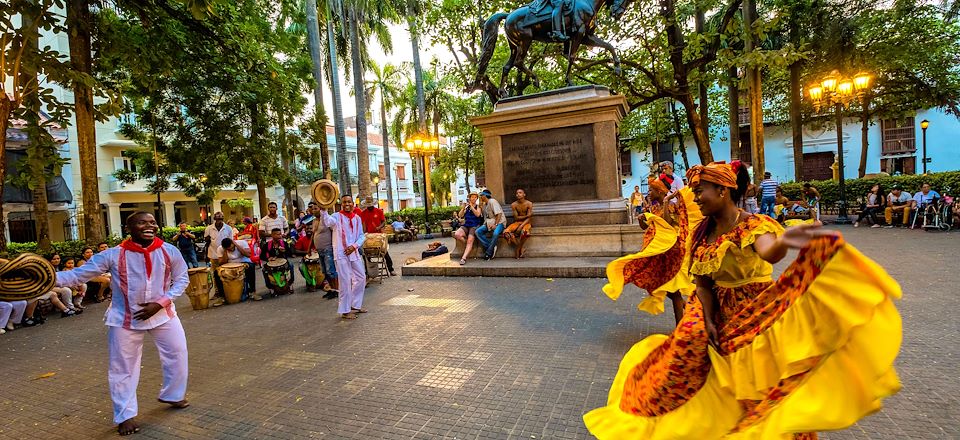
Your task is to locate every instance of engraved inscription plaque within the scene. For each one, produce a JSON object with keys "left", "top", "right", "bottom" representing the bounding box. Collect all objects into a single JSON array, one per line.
[{"left": 501, "top": 125, "right": 597, "bottom": 202}]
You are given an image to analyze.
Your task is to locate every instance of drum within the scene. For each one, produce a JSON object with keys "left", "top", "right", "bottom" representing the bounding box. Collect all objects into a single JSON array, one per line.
[
  {"left": 186, "top": 267, "right": 211, "bottom": 310},
  {"left": 301, "top": 253, "right": 323, "bottom": 287},
  {"left": 218, "top": 263, "right": 246, "bottom": 304},
  {"left": 263, "top": 258, "right": 291, "bottom": 292},
  {"left": 363, "top": 233, "right": 388, "bottom": 256}
]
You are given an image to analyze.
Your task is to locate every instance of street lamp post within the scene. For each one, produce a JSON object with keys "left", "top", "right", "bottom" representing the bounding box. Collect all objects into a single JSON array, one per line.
[
  {"left": 920, "top": 119, "right": 930, "bottom": 174},
  {"left": 403, "top": 133, "right": 441, "bottom": 238},
  {"left": 373, "top": 175, "right": 381, "bottom": 204},
  {"left": 808, "top": 70, "right": 872, "bottom": 225}
]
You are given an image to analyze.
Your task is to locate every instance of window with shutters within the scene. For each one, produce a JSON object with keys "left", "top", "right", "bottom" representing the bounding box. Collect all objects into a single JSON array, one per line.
[{"left": 881, "top": 117, "right": 916, "bottom": 155}]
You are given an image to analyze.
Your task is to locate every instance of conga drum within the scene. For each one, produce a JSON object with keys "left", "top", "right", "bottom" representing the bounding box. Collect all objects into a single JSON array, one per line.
[
  {"left": 218, "top": 263, "right": 246, "bottom": 304},
  {"left": 186, "top": 267, "right": 211, "bottom": 310},
  {"left": 263, "top": 258, "right": 291, "bottom": 294},
  {"left": 362, "top": 233, "right": 388, "bottom": 257},
  {"left": 301, "top": 252, "right": 324, "bottom": 288}
]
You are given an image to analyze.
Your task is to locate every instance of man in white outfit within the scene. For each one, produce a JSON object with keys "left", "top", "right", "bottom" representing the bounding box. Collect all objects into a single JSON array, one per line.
[
  {"left": 318, "top": 195, "right": 367, "bottom": 319},
  {"left": 56, "top": 212, "right": 190, "bottom": 436}
]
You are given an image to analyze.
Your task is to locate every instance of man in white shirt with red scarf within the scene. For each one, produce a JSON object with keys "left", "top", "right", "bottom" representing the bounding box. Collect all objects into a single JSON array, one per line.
[
  {"left": 56, "top": 212, "right": 190, "bottom": 436},
  {"left": 318, "top": 195, "right": 367, "bottom": 319}
]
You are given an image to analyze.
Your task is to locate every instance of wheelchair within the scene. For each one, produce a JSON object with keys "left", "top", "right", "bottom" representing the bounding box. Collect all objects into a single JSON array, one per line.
[{"left": 912, "top": 194, "right": 954, "bottom": 231}]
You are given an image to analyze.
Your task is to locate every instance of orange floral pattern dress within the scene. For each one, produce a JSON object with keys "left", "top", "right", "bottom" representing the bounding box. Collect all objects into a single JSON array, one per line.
[
  {"left": 585, "top": 213, "right": 903, "bottom": 439},
  {"left": 602, "top": 188, "right": 703, "bottom": 315}
]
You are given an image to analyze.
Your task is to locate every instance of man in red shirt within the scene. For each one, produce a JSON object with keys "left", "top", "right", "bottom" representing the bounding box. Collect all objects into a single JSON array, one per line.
[{"left": 357, "top": 197, "right": 395, "bottom": 276}]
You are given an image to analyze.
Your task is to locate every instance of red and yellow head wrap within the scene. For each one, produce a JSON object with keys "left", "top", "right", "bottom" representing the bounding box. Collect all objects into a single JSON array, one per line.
[
  {"left": 647, "top": 174, "right": 669, "bottom": 194},
  {"left": 686, "top": 160, "right": 742, "bottom": 189}
]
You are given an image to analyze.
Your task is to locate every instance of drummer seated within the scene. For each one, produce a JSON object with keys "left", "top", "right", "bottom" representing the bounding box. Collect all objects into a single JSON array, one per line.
[
  {"left": 216, "top": 238, "right": 258, "bottom": 301},
  {"left": 261, "top": 228, "right": 295, "bottom": 294}
]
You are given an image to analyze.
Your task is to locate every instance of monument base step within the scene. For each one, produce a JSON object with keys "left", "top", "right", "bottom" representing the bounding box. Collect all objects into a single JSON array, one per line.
[
  {"left": 401, "top": 254, "right": 608, "bottom": 278},
  {"left": 452, "top": 224, "right": 645, "bottom": 259}
]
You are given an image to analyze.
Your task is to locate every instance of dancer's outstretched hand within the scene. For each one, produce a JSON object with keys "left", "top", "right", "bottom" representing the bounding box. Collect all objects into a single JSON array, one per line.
[{"left": 780, "top": 221, "right": 836, "bottom": 249}]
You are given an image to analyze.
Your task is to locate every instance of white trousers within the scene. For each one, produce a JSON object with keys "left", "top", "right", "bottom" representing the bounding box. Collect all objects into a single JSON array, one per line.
[
  {"left": 335, "top": 258, "right": 366, "bottom": 314},
  {"left": 0, "top": 301, "right": 27, "bottom": 328},
  {"left": 107, "top": 317, "right": 188, "bottom": 424}
]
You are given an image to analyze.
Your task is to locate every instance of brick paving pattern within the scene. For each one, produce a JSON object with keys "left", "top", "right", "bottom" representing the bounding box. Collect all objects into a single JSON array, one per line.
[{"left": 0, "top": 227, "right": 957, "bottom": 439}]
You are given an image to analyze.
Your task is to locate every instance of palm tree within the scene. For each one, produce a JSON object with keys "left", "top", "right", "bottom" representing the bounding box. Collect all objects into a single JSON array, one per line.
[
  {"left": 365, "top": 61, "right": 404, "bottom": 211},
  {"left": 343, "top": 0, "right": 396, "bottom": 198},
  {"left": 304, "top": 0, "right": 333, "bottom": 179},
  {"left": 325, "top": 0, "right": 351, "bottom": 192}
]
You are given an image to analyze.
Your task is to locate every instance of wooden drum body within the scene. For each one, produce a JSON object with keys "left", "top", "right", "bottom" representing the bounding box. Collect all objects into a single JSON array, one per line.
[
  {"left": 218, "top": 263, "right": 246, "bottom": 304},
  {"left": 186, "top": 267, "right": 211, "bottom": 310}
]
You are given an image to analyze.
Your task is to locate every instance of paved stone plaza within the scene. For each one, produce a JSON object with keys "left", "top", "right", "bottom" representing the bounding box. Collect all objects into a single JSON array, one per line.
[{"left": 1, "top": 227, "right": 957, "bottom": 439}]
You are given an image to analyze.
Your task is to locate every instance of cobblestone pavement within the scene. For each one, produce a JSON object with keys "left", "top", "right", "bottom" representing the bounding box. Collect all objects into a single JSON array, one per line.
[{"left": 0, "top": 227, "right": 957, "bottom": 439}]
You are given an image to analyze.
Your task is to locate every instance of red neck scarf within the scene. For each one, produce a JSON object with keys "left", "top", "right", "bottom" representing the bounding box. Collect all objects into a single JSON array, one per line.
[
  {"left": 120, "top": 237, "right": 165, "bottom": 276},
  {"left": 339, "top": 209, "right": 357, "bottom": 220}
]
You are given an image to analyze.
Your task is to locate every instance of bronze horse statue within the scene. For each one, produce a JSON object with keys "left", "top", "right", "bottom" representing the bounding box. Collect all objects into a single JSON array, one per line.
[{"left": 472, "top": 0, "right": 630, "bottom": 99}]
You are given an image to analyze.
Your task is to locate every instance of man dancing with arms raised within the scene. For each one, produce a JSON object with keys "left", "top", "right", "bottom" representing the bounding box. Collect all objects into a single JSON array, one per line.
[
  {"left": 56, "top": 212, "right": 190, "bottom": 435},
  {"left": 318, "top": 195, "right": 367, "bottom": 319}
]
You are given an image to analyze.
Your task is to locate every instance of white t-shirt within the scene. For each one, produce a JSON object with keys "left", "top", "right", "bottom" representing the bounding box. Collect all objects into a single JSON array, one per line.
[
  {"left": 215, "top": 240, "right": 252, "bottom": 264},
  {"left": 204, "top": 223, "right": 235, "bottom": 259},
  {"left": 259, "top": 215, "right": 288, "bottom": 234}
]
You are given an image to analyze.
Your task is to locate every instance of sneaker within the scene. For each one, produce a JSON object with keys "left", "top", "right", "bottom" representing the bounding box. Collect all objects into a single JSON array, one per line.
[
  {"left": 211, "top": 298, "right": 225, "bottom": 307},
  {"left": 61, "top": 309, "right": 76, "bottom": 317},
  {"left": 884, "top": 225, "right": 894, "bottom": 229},
  {"left": 251, "top": 294, "right": 263, "bottom": 301},
  {"left": 323, "top": 290, "right": 339, "bottom": 299},
  {"left": 0, "top": 328, "right": 5, "bottom": 335},
  {"left": 854, "top": 222, "right": 860, "bottom": 228},
  {"left": 871, "top": 224, "right": 881, "bottom": 228}
]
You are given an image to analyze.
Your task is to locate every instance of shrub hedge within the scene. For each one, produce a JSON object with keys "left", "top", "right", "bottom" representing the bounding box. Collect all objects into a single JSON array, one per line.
[
  {"left": 3, "top": 226, "right": 209, "bottom": 259},
  {"left": 385, "top": 206, "right": 461, "bottom": 229},
  {"left": 778, "top": 171, "right": 960, "bottom": 205}
]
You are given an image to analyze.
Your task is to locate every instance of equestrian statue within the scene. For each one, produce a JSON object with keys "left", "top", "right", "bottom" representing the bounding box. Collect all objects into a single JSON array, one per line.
[{"left": 471, "top": 0, "right": 630, "bottom": 100}]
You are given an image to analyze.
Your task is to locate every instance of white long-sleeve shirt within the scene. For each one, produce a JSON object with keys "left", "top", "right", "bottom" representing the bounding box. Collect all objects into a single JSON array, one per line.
[
  {"left": 319, "top": 210, "right": 366, "bottom": 262},
  {"left": 56, "top": 239, "right": 189, "bottom": 330}
]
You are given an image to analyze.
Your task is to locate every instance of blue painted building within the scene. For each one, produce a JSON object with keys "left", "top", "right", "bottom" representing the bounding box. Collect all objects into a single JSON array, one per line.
[{"left": 621, "top": 107, "right": 960, "bottom": 197}]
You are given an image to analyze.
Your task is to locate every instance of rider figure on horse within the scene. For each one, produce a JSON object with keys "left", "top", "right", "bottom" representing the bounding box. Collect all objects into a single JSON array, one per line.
[{"left": 529, "top": 0, "right": 571, "bottom": 41}]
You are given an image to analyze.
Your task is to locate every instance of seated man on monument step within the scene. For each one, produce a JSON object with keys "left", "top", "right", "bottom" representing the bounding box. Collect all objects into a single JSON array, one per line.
[
  {"left": 475, "top": 190, "right": 507, "bottom": 260},
  {"left": 503, "top": 188, "right": 534, "bottom": 259}
]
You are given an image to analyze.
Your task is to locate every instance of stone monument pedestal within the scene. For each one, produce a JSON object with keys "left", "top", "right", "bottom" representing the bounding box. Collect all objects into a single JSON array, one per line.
[
  {"left": 455, "top": 85, "right": 640, "bottom": 261},
  {"left": 472, "top": 85, "right": 631, "bottom": 228}
]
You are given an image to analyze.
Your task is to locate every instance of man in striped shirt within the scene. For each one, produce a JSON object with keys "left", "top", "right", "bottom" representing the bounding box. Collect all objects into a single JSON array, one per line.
[{"left": 759, "top": 172, "right": 779, "bottom": 217}]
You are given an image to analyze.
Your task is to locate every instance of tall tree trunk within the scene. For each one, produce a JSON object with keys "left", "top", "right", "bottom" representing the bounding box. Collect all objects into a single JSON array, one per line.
[
  {"left": 33, "top": 185, "right": 51, "bottom": 251},
  {"left": 326, "top": 0, "right": 350, "bottom": 191},
  {"left": 305, "top": 0, "right": 332, "bottom": 180},
  {"left": 669, "top": 101, "right": 691, "bottom": 170},
  {"left": 858, "top": 100, "right": 870, "bottom": 178},
  {"left": 348, "top": 12, "right": 370, "bottom": 198},
  {"left": 661, "top": 0, "right": 713, "bottom": 164},
  {"left": 677, "top": 94, "right": 713, "bottom": 164},
  {"left": 379, "top": 94, "right": 395, "bottom": 210},
  {"left": 279, "top": 108, "right": 295, "bottom": 218},
  {"left": 0, "top": 100, "right": 11, "bottom": 252},
  {"left": 788, "top": 11, "right": 804, "bottom": 182},
  {"left": 22, "top": 7, "right": 52, "bottom": 251},
  {"left": 256, "top": 177, "right": 268, "bottom": 217},
  {"left": 744, "top": 0, "right": 765, "bottom": 185},
  {"left": 789, "top": 62, "right": 804, "bottom": 181},
  {"left": 409, "top": 14, "right": 427, "bottom": 132},
  {"left": 695, "top": 7, "right": 709, "bottom": 134},
  {"left": 67, "top": 0, "right": 104, "bottom": 244},
  {"left": 727, "top": 66, "right": 740, "bottom": 161}
]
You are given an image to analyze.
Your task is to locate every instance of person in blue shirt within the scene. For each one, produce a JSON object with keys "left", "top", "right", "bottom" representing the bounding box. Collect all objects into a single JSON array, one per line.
[
  {"left": 454, "top": 193, "right": 484, "bottom": 265},
  {"left": 913, "top": 182, "right": 941, "bottom": 206},
  {"left": 172, "top": 223, "right": 199, "bottom": 268}
]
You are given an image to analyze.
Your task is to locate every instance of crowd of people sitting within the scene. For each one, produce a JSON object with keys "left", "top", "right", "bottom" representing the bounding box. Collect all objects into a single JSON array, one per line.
[
  {"left": 0, "top": 242, "right": 115, "bottom": 335},
  {"left": 629, "top": 162, "right": 959, "bottom": 230}
]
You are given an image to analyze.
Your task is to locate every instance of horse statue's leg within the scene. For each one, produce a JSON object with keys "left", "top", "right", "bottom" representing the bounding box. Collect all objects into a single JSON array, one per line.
[
  {"left": 582, "top": 33, "right": 621, "bottom": 75},
  {"left": 499, "top": 44, "right": 519, "bottom": 98},
  {"left": 564, "top": 39, "right": 581, "bottom": 86},
  {"left": 513, "top": 39, "right": 541, "bottom": 89}
]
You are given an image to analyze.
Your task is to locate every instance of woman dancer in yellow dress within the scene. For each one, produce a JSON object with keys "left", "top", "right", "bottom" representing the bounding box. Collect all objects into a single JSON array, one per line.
[
  {"left": 603, "top": 174, "right": 702, "bottom": 324},
  {"left": 585, "top": 161, "right": 902, "bottom": 439}
]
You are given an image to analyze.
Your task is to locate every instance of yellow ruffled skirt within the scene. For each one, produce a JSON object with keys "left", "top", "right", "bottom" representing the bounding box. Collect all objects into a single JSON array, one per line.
[
  {"left": 585, "top": 236, "right": 902, "bottom": 439},
  {"left": 603, "top": 189, "right": 702, "bottom": 315}
]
